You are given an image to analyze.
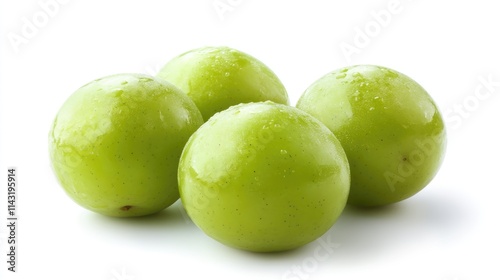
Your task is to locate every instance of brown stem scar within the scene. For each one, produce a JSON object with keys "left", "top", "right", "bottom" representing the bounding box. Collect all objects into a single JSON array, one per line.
[{"left": 120, "top": 205, "right": 133, "bottom": 211}]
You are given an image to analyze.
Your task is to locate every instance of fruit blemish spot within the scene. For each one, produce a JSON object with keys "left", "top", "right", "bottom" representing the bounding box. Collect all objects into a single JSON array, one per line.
[{"left": 120, "top": 205, "right": 133, "bottom": 211}]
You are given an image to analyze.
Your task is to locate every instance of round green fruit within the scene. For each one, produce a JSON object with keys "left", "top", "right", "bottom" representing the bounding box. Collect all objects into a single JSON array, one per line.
[
  {"left": 178, "top": 102, "right": 350, "bottom": 252},
  {"left": 49, "top": 73, "right": 204, "bottom": 217},
  {"left": 156, "top": 46, "right": 289, "bottom": 121},
  {"left": 297, "top": 65, "right": 446, "bottom": 207}
]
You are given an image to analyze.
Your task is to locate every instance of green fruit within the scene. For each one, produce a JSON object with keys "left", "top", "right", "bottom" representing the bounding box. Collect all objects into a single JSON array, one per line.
[
  {"left": 156, "top": 46, "right": 289, "bottom": 121},
  {"left": 178, "top": 102, "right": 350, "bottom": 252},
  {"left": 49, "top": 73, "right": 203, "bottom": 217},
  {"left": 297, "top": 65, "right": 446, "bottom": 207}
]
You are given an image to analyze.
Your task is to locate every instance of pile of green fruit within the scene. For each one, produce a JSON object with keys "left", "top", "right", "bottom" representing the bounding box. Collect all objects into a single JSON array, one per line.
[{"left": 49, "top": 46, "right": 446, "bottom": 252}]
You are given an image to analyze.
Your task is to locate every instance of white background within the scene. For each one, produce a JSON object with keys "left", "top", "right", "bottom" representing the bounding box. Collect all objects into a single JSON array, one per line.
[{"left": 1, "top": 0, "right": 499, "bottom": 279}]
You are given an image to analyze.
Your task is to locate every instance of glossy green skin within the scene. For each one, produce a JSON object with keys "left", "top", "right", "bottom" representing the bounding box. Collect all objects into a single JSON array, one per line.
[
  {"left": 49, "top": 74, "right": 203, "bottom": 217},
  {"left": 297, "top": 65, "right": 446, "bottom": 207},
  {"left": 157, "top": 46, "right": 289, "bottom": 121},
  {"left": 178, "top": 102, "right": 350, "bottom": 252}
]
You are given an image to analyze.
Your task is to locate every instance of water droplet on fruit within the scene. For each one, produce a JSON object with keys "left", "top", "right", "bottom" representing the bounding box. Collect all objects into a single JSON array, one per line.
[
  {"left": 280, "top": 149, "right": 288, "bottom": 155},
  {"left": 385, "top": 70, "right": 399, "bottom": 78},
  {"left": 113, "top": 89, "right": 124, "bottom": 97},
  {"left": 139, "top": 77, "right": 153, "bottom": 83},
  {"left": 317, "top": 165, "right": 336, "bottom": 179},
  {"left": 224, "top": 72, "right": 230, "bottom": 77},
  {"left": 369, "top": 107, "right": 375, "bottom": 111},
  {"left": 360, "top": 82, "right": 370, "bottom": 88}
]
